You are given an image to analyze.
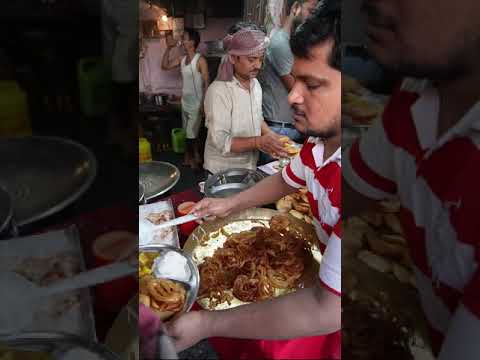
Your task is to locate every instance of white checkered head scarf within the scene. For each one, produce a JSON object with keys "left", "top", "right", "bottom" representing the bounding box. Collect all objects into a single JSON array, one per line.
[{"left": 216, "top": 29, "right": 270, "bottom": 81}]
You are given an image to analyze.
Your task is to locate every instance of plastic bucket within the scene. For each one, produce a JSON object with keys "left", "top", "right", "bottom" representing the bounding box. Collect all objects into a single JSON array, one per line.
[{"left": 171, "top": 128, "right": 186, "bottom": 153}]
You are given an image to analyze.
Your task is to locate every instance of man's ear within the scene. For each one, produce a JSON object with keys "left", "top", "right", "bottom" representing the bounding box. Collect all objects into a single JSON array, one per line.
[
  {"left": 228, "top": 54, "right": 236, "bottom": 65},
  {"left": 291, "top": 1, "right": 301, "bottom": 17}
]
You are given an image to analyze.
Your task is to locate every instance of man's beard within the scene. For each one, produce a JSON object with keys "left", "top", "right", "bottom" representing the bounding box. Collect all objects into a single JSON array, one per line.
[
  {"left": 371, "top": 33, "right": 478, "bottom": 82},
  {"left": 304, "top": 126, "right": 338, "bottom": 140},
  {"left": 379, "top": 54, "right": 470, "bottom": 82}
]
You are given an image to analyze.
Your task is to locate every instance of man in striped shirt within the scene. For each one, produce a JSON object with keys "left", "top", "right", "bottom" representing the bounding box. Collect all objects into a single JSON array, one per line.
[
  {"left": 344, "top": 0, "right": 480, "bottom": 358},
  {"left": 165, "top": 4, "right": 342, "bottom": 358}
]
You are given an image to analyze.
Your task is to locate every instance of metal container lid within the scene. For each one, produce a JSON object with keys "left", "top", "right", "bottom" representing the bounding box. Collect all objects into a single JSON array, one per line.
[
  {"left": 205, "top": 168, "right": 265, "bottom": 198},
  {"left": 0, "top": 186, "right": 13, "bottom": 235},
  {"left": 139, "top": 161, "right": 180, "bottom": 202},
  {"left": 0, "top": 136, "right": 97, "bottom": 227}
]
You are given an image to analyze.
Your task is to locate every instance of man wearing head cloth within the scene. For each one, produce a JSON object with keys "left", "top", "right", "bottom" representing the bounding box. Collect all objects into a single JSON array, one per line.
[{"left": 203, "top": 23, "right": 289, "bottom": 175}]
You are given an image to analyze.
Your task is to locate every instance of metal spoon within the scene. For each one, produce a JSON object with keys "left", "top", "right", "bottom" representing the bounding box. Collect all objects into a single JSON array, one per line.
[{"left": 0, "top": 261, "right": 136, "bottom": 334}]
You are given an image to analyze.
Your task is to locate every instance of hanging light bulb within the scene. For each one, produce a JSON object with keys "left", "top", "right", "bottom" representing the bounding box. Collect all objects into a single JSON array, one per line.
[{"left": 161, "top": 15, "right": 168, "bottom": 22}]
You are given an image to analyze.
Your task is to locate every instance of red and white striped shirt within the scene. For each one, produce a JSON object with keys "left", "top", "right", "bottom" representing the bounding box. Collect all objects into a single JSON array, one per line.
[
  {"left": 282, "top": 137, "right": 341, "bottom": 296},
  {"left": 344, "top": 79, "right": 480, "bottom": 359}
]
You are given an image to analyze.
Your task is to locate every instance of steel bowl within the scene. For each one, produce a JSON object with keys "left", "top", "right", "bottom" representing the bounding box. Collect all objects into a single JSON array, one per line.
[
  {"left": 0, "top": 332, "right": 120, "bottom": 359},
  {"left": 0, "top": 136, "right": 97, "bottom": 227},
  {"left": 205, "top": 168, "right": 265, "bottom": 198},
  {"left": 139, "top": 245, "right": 199, "bottom": 316},
  {"left": 139, "top": 161, "right": 180, "bottom": 202}
]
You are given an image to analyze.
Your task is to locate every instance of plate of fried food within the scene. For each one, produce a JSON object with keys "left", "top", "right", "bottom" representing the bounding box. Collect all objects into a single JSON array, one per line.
[
  {"left": 343, "top": 199, "right": 416, "bottom": 287},
  {"left": 276, "top": 188, "right": 313, "bottom": 225},
  {"left": 138, "top": 245, "right": 199, "bottom": 321},
  {"left": 183, "top": 208, "right": 320, "bottom": 311}
]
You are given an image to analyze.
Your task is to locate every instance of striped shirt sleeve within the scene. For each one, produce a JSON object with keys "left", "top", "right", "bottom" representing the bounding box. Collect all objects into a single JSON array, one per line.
[
  {"left": 318, "top": 220, "right": 341, "bottom": 296},
  {"left": 343, "top": 106, "right": 398, "bottom": 200},
  {"left": 282, "top": 150, "right": 306, "bottom": 188}
]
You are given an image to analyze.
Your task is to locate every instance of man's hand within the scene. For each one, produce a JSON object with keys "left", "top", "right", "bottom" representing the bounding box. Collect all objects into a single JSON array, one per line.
[
  {"left": 257, "top": 132, "right": 289, "bottom": 158},
  {"left": 139, "top": 304, "right": 164, "bottom": 358},
  {"left": 166, "top": 311, "right": 210, "bottom": 353},
  {"left": 191, "top": 197, "right": 238, "bottom": 219}
]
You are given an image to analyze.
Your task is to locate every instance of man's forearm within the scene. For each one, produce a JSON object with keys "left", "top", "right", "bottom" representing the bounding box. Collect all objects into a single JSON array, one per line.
[
  {"left": 231, "top": 172, "right": 296, "bottom": 212},
  {"left": 161, "top": 48, "right": 174, "bottom": 70},
  {"left": 203, "top": 284, "right": 341, "bottom": 340},
  {"left": 230, "top": 136, "right": 258, "bottom": 153},
  {"left": 261, "top": 121, "right": 274, "bottom": 135}
]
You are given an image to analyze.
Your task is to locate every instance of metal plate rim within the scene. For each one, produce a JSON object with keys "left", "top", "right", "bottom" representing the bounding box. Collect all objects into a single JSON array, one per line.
[
  {"left": 0, "top": 185, "right": 13, "bottom": 234},
  {"left": 139, "top": 183, "right": 145, "bottom": 204},
  {"left": 139, "top": 161, "right": 181, "bottom": 201},
  {"left": 1, "top": 136, "right": 97, "bottom": 227}
]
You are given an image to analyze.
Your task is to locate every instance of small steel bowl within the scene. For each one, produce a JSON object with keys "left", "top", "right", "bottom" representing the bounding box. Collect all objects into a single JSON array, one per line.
[
  {"left": 139, "top": 245, "right": 199, "bottom": 316},
  {"left": 205, "top": 168, "right": 265, "bottom": 198}
]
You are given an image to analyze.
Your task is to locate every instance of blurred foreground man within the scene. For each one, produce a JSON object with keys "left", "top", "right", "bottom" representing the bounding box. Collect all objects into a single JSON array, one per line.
[
  {"left": 343, "top": 0, "right": 480, "bottom": 358},
  {"left": 167, "top": 4, "right": 342, "bottom": 359}
]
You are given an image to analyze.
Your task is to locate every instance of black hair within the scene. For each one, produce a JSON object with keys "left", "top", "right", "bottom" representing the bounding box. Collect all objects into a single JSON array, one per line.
[
  {"left": 227, "top": 21, "right": 262, "bottom": 35},
  {"left": 286, "top": 0, "right": 307, "bottom": 15},
  {"left": 184, "top": 28, "right": 201, "bottom": 49},
  {"left": 290, "top": 0, "right": 341, "bottom": 70}
]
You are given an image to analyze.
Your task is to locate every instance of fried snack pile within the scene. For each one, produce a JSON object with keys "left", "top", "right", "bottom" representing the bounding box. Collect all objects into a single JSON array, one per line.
[
  {"left": 139, "top": 276, "right": 186, "bottom": 312},
  {"left": 276, "top": 188, "right": 313, "bottom": 224},
  {"left": 198, "top": 215, "right": 310, "bottom": 309},
  {"left": 344, "top": 200, "right": 415, "bottom": 287},
  {"left": 342, "top": 75, "right": 385, "bottom": 125}
]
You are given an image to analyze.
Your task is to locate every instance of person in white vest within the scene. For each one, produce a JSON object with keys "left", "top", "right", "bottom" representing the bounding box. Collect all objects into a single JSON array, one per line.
[{"left": 162, "top": 29, "right": 210, "bottom": 169}]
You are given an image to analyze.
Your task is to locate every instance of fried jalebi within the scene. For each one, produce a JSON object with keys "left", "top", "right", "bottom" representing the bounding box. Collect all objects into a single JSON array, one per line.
[
  {"left": 139, "top": 275, "right": 186, "bottom": 313},
  {"left": 233, "top": 275, "right": 259, "bottom": 302},
  {"left": 198, "top": 215, "right": 310, "bottom": 309}
]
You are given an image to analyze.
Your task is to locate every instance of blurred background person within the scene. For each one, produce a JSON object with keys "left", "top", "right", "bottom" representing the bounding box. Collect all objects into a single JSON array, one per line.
[
  {"left": 258, "top": 0, "right": 318, "bottom": 153},
  {"left": 162, "top": 29, "right": 210, "bottom": 169}
]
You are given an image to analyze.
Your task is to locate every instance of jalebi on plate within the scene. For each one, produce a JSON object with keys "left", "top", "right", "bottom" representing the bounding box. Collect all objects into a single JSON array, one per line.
[
  {"left": 138, "top": 252, "right": 187, "bottom": 320},
  {"left": 192, "top": 214, "right": 316, "bottom": 310}
]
